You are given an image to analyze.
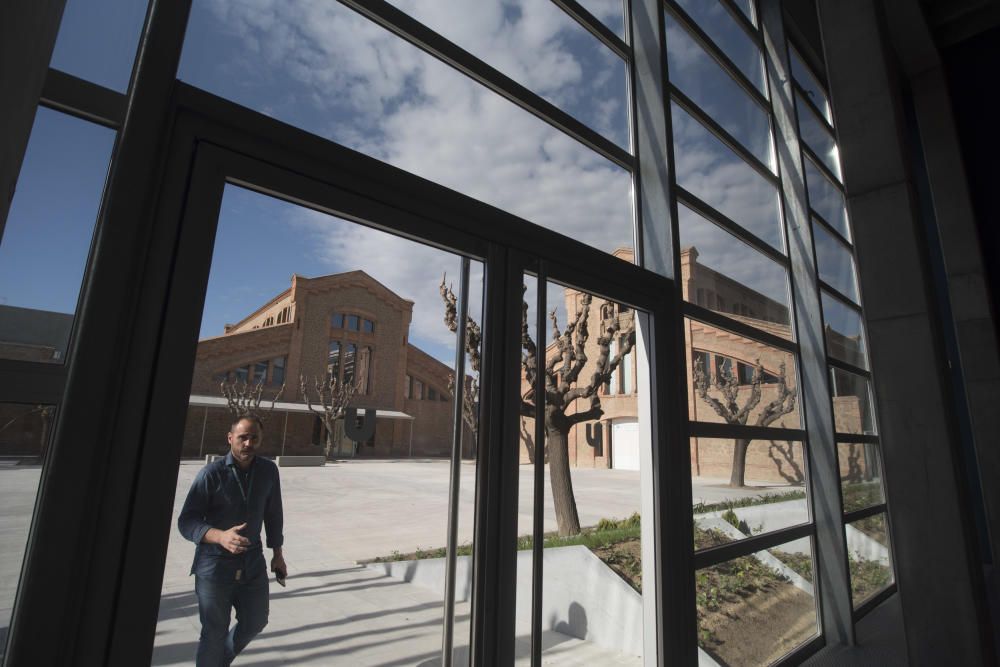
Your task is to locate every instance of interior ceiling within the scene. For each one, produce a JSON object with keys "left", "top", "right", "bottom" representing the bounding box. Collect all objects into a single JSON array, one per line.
[{"left": 921, "top": 0, "right": 1000, "bottom": 45}]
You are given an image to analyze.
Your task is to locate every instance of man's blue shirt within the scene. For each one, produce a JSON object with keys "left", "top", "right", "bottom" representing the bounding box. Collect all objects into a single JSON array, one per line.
[{"left": 178, "top": 452, "right": 284, "bottom": 580}]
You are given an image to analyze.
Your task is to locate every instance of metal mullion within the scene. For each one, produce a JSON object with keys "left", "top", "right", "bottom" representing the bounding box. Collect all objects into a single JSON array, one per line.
[
  {"left": 682, "top": 302, "right": 799, "bottom": 353},
  {"left": 694, "top": 522, "right": 814, "bottom": 570},
  {"left": 470, "top": 245, "right": 522, "bottom": 664},
  {"left": 337, "top": 0, "right": 634, "bottom": 171},
  {"left": 529, "top": 262, "right": 547, "bottom": 667},
  {"left": 834, "top": 433, "right": 879, "bottom": 445},
  {"left": 669, "top": 85, "right": 776, "bottom": 182},
  {"left": 820, "top": 284, "right": 863, "bottom": 317},
  {"left": 551, "top": 0, "right": 629, "bottom": 60},
  {"left": 665, "top": 0, "right": 769, "bottom": 108},
  {"left": 801, "top": 142, "right": 844, "bottom": 189},
  {"left": 761, "top": 0, "right": 854, "bottom": 646},
  {"left": 843, "top": 503, "right": 886, "bottom": 524},
  {"left": 40, "top": 68, "right": 127, "bottom": 129},
  {"left": 688, "top": 421, "right": 807, "bottom": 442},
  {"left": 718, "top": 0, "right": 762, "bottom": 43},
  {"left": 441, "top": 256, "right": 471, "bottom": 667},
  {"left": 792, "top": 79, "right": 836, "bottom": 136},
  {"left": 676, "top": 187, "right": 787, "bottom": 264},
  {"left": 826, "top": 355, "right": 871, "bottom": 379},
  {"left": 817, "top": 278, "right": 859, "bottom": 309},
  {"left": 810, "top": 210, "right": 852, "bottom": 247}
]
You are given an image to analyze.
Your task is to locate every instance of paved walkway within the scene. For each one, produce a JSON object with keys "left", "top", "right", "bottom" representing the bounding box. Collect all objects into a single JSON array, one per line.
[{"left": 0, "top": 459, "right": 802, "bottom": 665}]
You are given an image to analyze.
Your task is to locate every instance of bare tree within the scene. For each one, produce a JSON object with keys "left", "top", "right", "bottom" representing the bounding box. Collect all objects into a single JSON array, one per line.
[
  {"left": 693, "top": 360, "right": 796, "bottom": 488},
  {"left": 299, "top": 374, "right": 356, "bottom": 458},
  {"left": 440, "top": 280, "right": 633, "bottom": 536},
  {"left": 520, "top": 291, "right": 635, "bottom": 536},
  {"left": 440, "top": 275, "right": 482, "bottom": 458},
  {"left": 221, "top": 379, "right": 285, "bottom": 422}
]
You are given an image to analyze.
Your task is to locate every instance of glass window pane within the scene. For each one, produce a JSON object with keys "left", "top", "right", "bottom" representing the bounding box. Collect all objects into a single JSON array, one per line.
[
  {"left": 821, "top": 292, "right": 868, "bottom": 369},
  {"left": 331, "top": 312, "right": 344, "bottom": 328},
  {"left": 0, "top": 109, "right": 115, "bottom": 365},
  {"left": 847, "top": 513, "right": 894, "bottom": 608},
  {"left": 789, "top": 46, "right": 832, "bottom": 124},
  {"left": 696, "top": 538, "right": 818, "bottom": 664},
  {"left": 796, "top": 91, "right": 842, "bottom": 181},
  {"left": 49, "top": 0, "right": 149, "bottom": 92},
  {"left": 156, "top": 184, "right": 483, "bottom": 662},
  {"left": 518, "top": 278, "right": 650, "bottom": 662},
  {"left": 732, "top": 0, "right": 756, "bottom": 25},
  {"left": 804, "top": 155, "right": 849, "bottom": 240},
  {"left": 692, "top": 438, "right": 808, "bottom": 547},
  {"left": 179, "top": 1, "right": 633, "bottom": 257},
  {"left": 674, "top": 0, "right": 764, "bottom": 92},
  {"left": 271, "top": 357, "right": 285, "bottom": 386},
  {"left": 343, "top": 343, "right": 358, "bottom": 386},
  {"left": 384, "top": 0, "right": 629, "bottom": 150},
  {"left": 814, "top": 221, "right": 859, "bottom": 303},
  {"left": 665, "top": 12, "right": 773, "bottom": 169},
  {"left": 672, "top": 103, "right": 784, "bottom": 252},
  {"left": 678, "top": 203, "right": 792, "bottom": 338},
  {"left": 252, "top": 361, "right": 268, "bottom": 384},
  {"left": 327, "top": 341, "right": 341, "bottom": 379},
  {"left": 685, "top": 318, "right": 802, "bottom": 429},
  {"left": 574, "top": 0, "right": 626, "bottom": 40},
  {"left": 830, "top": 367, "right": 876, "bottom": 435},
  {"left": 363, "top": 318, "right": 375, "bottom": 333},
  {"left": 346, "top": 315, "right": 360, "bottom": 331},
  {"left": 838, "top": 443, "right": 885, "bottom": 513},
  {"left": 0, "top": 402, "right": 54, "bottom": 663}
]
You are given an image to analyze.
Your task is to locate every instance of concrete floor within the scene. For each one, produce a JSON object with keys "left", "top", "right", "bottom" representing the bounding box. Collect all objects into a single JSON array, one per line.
[{"left": 0, "top": 459, "right": 803, "bottom": 665}]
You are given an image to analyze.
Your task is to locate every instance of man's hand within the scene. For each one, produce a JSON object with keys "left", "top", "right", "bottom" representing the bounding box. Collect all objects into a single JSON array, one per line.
[
  {"left": 205, "top": 523, "right": 250, "bottom": 554},
  {"left": 271, "top": 550, "right": 288, "bottom": 584}
]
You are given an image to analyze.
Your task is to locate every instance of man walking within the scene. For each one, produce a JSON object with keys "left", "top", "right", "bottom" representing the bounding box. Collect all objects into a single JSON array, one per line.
[{"left": 178, "top": 414, "right": 287, "bottom": 666}]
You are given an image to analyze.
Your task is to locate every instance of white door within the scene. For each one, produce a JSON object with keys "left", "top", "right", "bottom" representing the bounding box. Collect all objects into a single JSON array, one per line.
[{"left": 611, "top": 418, "right": 639, "bottom": 471}]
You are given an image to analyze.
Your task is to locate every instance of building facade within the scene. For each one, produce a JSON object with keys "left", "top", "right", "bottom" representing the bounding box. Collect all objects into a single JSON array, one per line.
[{"left": 183, "top": 270, "right": 459, "bottom": 458}]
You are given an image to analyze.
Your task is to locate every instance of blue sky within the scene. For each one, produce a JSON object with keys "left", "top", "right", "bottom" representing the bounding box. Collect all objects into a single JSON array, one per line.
[{"left": 1, "top": 0, "right": 848, "bottom": 363}]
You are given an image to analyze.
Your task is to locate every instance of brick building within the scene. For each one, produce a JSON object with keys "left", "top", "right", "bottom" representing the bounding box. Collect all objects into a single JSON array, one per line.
[
  {"left": 519, "top": 248, "right": 868, "bottom": 484},
  {"left": 181, "top": 270, "right": 461, "bottom": 459}
]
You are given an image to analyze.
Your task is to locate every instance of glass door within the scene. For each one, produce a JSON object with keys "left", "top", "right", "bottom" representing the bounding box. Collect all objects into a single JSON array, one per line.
[{"left": 125, "top": 133, "right": 489, "bottom": 665}]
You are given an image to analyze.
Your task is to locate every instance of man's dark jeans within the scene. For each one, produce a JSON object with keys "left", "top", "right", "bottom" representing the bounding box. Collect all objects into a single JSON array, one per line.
[{"left": 194, "top": 568, "right": 269, "bottom": 667}]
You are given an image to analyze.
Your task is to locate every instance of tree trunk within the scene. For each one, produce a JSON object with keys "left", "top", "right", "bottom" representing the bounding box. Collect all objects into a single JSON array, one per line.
[
  {"left": 547, "top": 427, "right": 581, "bottom": 536},
  {"left": 730, "top": 438, "right": 750, "bottom": 488}
]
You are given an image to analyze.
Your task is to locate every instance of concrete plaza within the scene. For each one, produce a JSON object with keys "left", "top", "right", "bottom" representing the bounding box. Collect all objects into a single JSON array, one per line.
[{"left": 0, "top": 459, "right": 797, "bottom": 665}]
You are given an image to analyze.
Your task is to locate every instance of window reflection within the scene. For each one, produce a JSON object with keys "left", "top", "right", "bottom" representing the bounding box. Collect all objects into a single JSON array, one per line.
[
  {"left": 674, "top": 0, "right": 764, "bottom": 93},
  {"left": 672, "top": 103, "right": 784, "bottom": 252},
  {"left": 0, "top": 108, "right": 115, "bottom": 365},
  {"left": 830, "top": 367, "right": 876, "bottom": 435},
  {"left": 796, "top": 91, "right": 841, "bottom": 181},
  {"left": 665, "top": 11, "right": 774, "bottom": 169},
  {"left": 180, "top": 0, "right": 633, "bottom": 257},
  {"left": 813, "top": 222, "right": 859, "bottom": 302},
  {"left": 678, "top": 203, "right": 791, "bottom": 335},
  {"left": 789, "top": 46, "right": 832, "bottom": 124},
  {"left": 821, "top": 292, "right": 868, "bottom": 369},
  {"left": 573, "top": 0, "right": 626, "bottom": 39},
  {"left": 804, "top": 156, "right": 849, "bottom": 240},
  {"left": 384, "top": 0, "right": 630, "bottom": 149},
  {"left": 49, "top": 0, "right": 149, "bottom": 92}
]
